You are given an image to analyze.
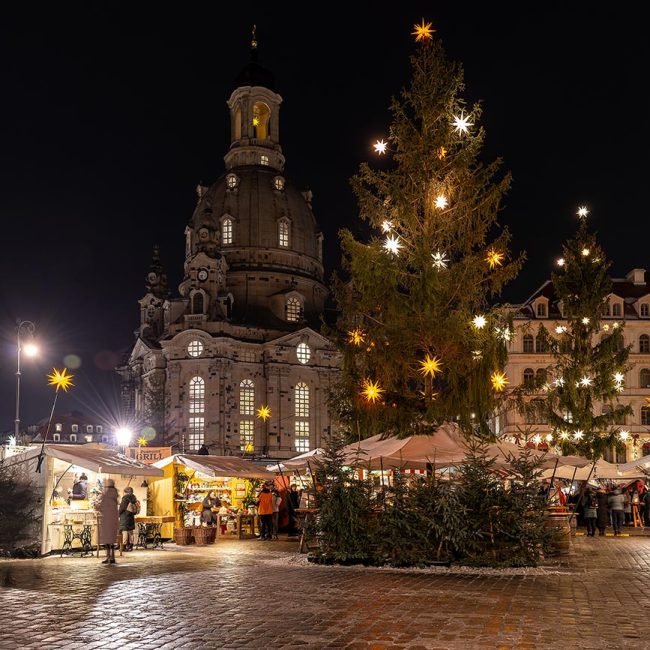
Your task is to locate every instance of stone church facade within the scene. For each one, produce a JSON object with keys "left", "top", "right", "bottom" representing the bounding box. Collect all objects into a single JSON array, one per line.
[{"left": 118, "top": 45, "right": 340, "bottom": 458}]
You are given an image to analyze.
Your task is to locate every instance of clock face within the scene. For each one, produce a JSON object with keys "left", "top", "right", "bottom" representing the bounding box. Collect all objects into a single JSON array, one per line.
[
  {"left": 147, "top": 272, "right": 158, "bottom": 283},
  {"left": 197, "top": 268, "right": 208, "bottom": 282}
]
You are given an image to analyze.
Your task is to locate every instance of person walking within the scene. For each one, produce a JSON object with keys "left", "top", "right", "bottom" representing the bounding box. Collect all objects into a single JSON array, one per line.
[
  {"left": 596, "top": 487, "right": 609, "bottom": 536},
  {"left": 582, "top": 489, "right": 598, "bottom": 537},
  {"left": 271, "top": 488, "right": 282, "bottom": 540},
  {"left": 608, "top": 488, "right": 626, "bottom": 536},
  {"left": 624, "top": 487, "right": 633, "bottom": 525},
  {"left": 98, "top": 478, "right": 119, "bottom": 564},
  {"left": 257, "top": 483, "right": 274, "bottom": 541},
  {"left": 118, "top": 486, "right": 138, "bottom": 551},
  {"left": 286, "top": 484, "right": 301, "bottom": 537}
]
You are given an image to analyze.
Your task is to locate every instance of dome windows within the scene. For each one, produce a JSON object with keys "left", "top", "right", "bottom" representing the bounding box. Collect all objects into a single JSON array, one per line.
[
  {"left": 221, "top": 217, "right": 233, "bottom": 245},
  {"left": 226, "top": 174, "right": 239, "bottom": 190},
  {"left": 278, "top": 218, "right": 290, "bottom": 248},
  {"left": 297, "top": 342, "right": 311, "bottom": 364},
  {"left": 273, "top": 176, "right": 285, "bottom": 191},
  {"left": 260, "top": 155, "right": 269, "bottom": 166},
  {"left": 187, "top": 340, "right": 204, "bottom": 357},
  {"left": 286, "top": 297, "right": 302, "bottom": 322}
]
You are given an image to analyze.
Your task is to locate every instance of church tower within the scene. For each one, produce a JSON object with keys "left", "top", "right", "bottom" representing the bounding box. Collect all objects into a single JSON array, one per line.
[{"left": 118, "top": 32, "right": 339, "bottom": 458}]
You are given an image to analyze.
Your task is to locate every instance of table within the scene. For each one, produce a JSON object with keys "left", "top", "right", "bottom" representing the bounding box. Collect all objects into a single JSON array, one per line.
[
  {"left": 216, "top": 513, "right": 258, "bottom": 539},
  {"left": 134, "top": 516, "right": 175, "bottom": 549}
]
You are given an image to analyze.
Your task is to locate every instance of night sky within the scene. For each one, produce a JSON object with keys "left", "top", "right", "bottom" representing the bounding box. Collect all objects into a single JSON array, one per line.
[{"left": 1, "top": 3, "right": 648, "bottom": 433}]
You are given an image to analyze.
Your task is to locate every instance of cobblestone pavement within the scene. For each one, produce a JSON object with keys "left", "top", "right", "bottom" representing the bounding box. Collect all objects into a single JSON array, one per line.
[{"left": 1, "top": 535, "right": 650, "bottom": 650}]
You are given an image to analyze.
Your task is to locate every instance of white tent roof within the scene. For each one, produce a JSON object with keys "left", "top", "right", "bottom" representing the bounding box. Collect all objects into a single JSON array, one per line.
[
  {"left": 5, "top": 444, "right": 163, "bottom": 476},
  {"left": 541, "top": 458, "right": 646, "bottom": 481},
  {"left": 617, "top": 454, "right": 650, "bottom": 473},
  {"left": 266, "top": 448, "right": 324, "bottom": 472},
  {"left": 154, "top": 454, "right": 274, "bottom": 479}
]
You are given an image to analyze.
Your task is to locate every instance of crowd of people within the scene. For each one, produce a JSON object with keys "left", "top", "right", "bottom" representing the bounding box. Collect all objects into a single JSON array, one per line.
[{"left": 255, "top": 481, "right": 302, "bottom": 540}]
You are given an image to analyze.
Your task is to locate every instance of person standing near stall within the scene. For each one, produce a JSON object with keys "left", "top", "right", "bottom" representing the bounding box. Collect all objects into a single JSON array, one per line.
[
  {"left": 257, "top": 482, "right": 274, "bottom": 541},
  {"left": 287, "top": 484, "right": 301, "bottom": 537},
  {"left": 582, "top": 489, "right": 598, "bottom": 537},
  {"left": 201, "top": 490, "right": 220, "bottom": 526},
  {"left": 271, "top": 487, "right": 282, "bottom": 540},
  {"left": 98, "top": 479, "right": 119, "bottom": 564},
  {"left": 596, "top": 487, "right": 609, "bottom": 536},
  {"left": 118, "top": 486, "right": 138, "bottom": 551}
]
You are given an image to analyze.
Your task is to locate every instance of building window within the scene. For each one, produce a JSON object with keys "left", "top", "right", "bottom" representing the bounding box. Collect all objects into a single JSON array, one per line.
[
  {"left": 260, "top": 155, "right": 269, "bottom": 166},
  {"left": 640, "top": 368, "right": 650, "bottom": 389},
  {"left": 85, "top": 435, "right": 93, "bottom": 443},
  {"left": 70, "top": 424, "right": 78, "bottom": 433},
  {"left": 188, "top": 417, "right": 205, "bottom": 450},
  {"left": 602, "top": 404, "right": 625, "bottom": 425},
  {"left": 55, "top": 423, "right": 62, "bottom": 432},
  {"left": 602, "top": 301, "right": 611, "bottom": 317},
  {"left": 96, "top": 425, "right": 103, "bottom": 433},
  {"left": 239, "top": 350, "right": 256, "bottom": 363},
  {"left": 189, "top": 376, "right": 205, "bottom": 413},
  {"left": 240, "top": 420, "right": 254, "bottom": 452},
  {"left": 641, "top": 303, "right": 650, "bottom": 318},
  {"left": 295, "top": 421, "right": 310, "bottom": 453},
  {"left": 253, "top": 102, "right": 270, "bottom": 139},
  {"left": 286, "top": 297, "right": 301, "bottom": 322},
  {"left": 226, "top": 174, "right": 239, "bottom": 189},
  {"left": 295, "top": 383, "right": 310, "bottom": 418},
  {"left": 192, "top": 292, "right": 204, "bottom": 314},
  {"left": 603, "top": 445, "right": 627, "bottom": 464},
  {"left": 536, "top": 303, "right": 546, "bottom": 317},
  {"left": 70, "top": 434, "right": 77, "bottom": 443},
  {"left": 535, "top": 335, "right": 549, "bottom": 353},
  {"left": 642, "top": 407, "right": 650, "bottom": 426},
  {"left": 523, "top": 368, "right": 534, "bottom": 389},
  {"left": 297, "top": 342, "right": 311, "bottom": 364},
  {"left": 613, "top": 303, "right": 622, "bottom": 317},
  {"left": 53, "top": 433, "right": 60, "bottom": 442},
  {"left": 523, "top": 335, "right": 534, "bottom": 353},
  {"left": 222, "top": 217, "right": 233, "bottom": 245},
  {"left": 86, "top": 425, "right": 93, "bottom": 433},
  {"left": 187, "top": 340, "right": 204, "bottom": 357},
  {"left": 535, "top": 368, "right": 547, "bottom": 387},
  {"left": 273, "top": 176, "right": 285, "bottom": 191},
  {"left": 239, "top": 379, "right": 255, "bottom": 416},
  {"left": 278, "top": 219, "right": 290, "bottom": 248},
  {"left": 640, "top": 334, "right": 650, "bottom": 354}
]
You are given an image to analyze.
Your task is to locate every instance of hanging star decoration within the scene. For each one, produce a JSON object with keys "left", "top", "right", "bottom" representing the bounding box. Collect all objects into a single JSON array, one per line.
[
  {"left": 581, "top": 317, "right": 590, "bottom": 325},
  {"left": 361, "top": 379, "right": 384, "bottom": 404},
  {"left": 438, "top": 147, "right": 447, "bottom": 160},
  {"left": 452, "top": 111, "right": 473, "bottom": 134},
  {"left": 47, "top": 368, "right": 74, "bottom": 392},
  {"left": 347, "top": 328, "right": 366, "bottom": 346},
  {"left": 573, "top": 430, "right": 584, "bottom": 440},
  {"left": 555, "top": 326, "right": 567, "bottom": 334},
  {"left": 646, "top": 396, "right": 650, "bottom": 407},
  {"left": 619, "top": 430, "right": 630, "bottom": 441},
  {"left": 557, "top": 258, "right": 565, "bottom": 267},
  {"left": 412, "top": 18, "right": 434, "bottom": 42},
  {"left": 383, "top": 235, "right": 402, "bottom": 255},
  {"left": 579, "top": 376, "right": 593, "bottom": 387},
  {"left": 431, "top": 250, "right": 449, "bottom": 270},
  {"left": 381, "top": 220, "right": 393, "bottom": 233},
  {"left": 472, "top": 315, "right": 487, "bottom": 329},
  {"left": 581, "top": 247, "right": 590, "bottom": 256},
  {"left": 252, "top": 117, "right": 260, "bottom": 127},
  {"left": 577, "top": 206, "right": 589, "bottom": 219},
  {"left": 374, "top": 140, "right": 388, "bottom": 154},
  {"left": 434, "top": 194, "right": 448, "bottom": 209},
  {"left": 419, "top": 354, "right": 442, "bottom": 378},
  {"left": 491, "top": 371, "right": 509, "bottom": 391},
  {"left": 137, "top": 436, "right": 149, "bottom": 447},
  {"left": 257, "top": 405, "right": 271, "bottom": 421},
  {"left": 486, "top": 249, "right": 505, "bottom": 269}
]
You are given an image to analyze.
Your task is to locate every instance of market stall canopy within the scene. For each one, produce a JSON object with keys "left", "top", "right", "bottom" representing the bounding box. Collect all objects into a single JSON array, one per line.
[
  {"left": 5, "top": 444, "right": 163, "bottom": 476},
  {"left": 266, "top": 448, "right": 324, "bottom": 472},
  {"left": 541, "top": 458, "right": 646, "bottom": 481},
  {"left": 155, "top": 454, "right": 274, "bottom": 479},
  {"left": 617, "top": 454, "right": 650, "bottom": 473}
]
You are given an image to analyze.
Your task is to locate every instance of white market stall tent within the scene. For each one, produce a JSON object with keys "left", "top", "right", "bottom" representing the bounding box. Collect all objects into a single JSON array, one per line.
[
  {"left": 541, "top": 458, "right": 647, "bottom": 481},
  {"left": 4, "top": 444, "right": 162, "bottom": 555}
]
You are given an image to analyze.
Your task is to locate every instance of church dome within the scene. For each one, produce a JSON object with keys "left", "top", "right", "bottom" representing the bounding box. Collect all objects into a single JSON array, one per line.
[{"left": 234, "top": 59, "right": 275, "bottom": 91}]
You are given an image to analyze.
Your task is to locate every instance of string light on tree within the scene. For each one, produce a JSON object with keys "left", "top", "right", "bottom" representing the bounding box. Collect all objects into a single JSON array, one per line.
[
  {"left": 581, "top": 247, "right": 590, "bottom": 256},
  {"left": 581, "top": 317, "right": 590, "bottom": 325},
  {"left": 573, "top": 430, "right": 584, "bottom": 440},
  {"left": 419, "top": 354, "right": 442, "bottom": 378},
  {"left": 555, "top": 326, "right": 567, "bottom": 334},
  {"left": 486, "top": 249, "right": 504, "bottom": 269},
  {"left": 613, "top": 372, "right": 625, "bottom": 384},
  {"left": 347, "top": 328, "right": 366, "bottom": 346},
  {"left": 495, "top": 326, "right": 513, "bottom": 342},
  {"left": 579, "top": 376, "right": 593, "bottom": 387},
  {"left": 556, "top": 258, "right": 565, "bottom": 267},
  {"left": 383, "top": 234, "right": 402, "bottom": 255},
  {"left": 431, "top": 250, "right": 449, "bottom": 270},
  {"left": 361, "top": 378, "right": 384, "bottom": 404},
  {"left": 490, "top": 371, "right": 509, "bottom": 391},
  {"left": 373, "top": 140, "right": 388, "bottom": 155},
  {"left": 472, "top": 315, "right": 487, "bottom": 329},
  {"left": 619, "top": 430, "right": 630, "bottom": 441},
  {"left": 412, "top": 18, "right": 435, "bottom": 42},
  {"left": 381, "top": 220, "right": 393, "bottom": 233},
  {"left": 434, "top": 194, "right": 448, "bottom": 209},
  {"left": 577, "top": 206, "right": 589, "bottom": 219},
  {"left": 452, "top": 111, "right": 473, "bottom": 135},
  {"left": 438, "top": 147, "right": 447, "bottom": 159}
]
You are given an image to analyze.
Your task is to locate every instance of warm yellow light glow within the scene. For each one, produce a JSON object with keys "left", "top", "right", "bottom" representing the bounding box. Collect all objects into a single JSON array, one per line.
[
  {"left": 579, "top": 376, "right": 592, "bottom": 387},
  {"left": 559, "top": 431, "right": 570, "bottom": 440},
  {"left": 419, "top": 354, "right": 442, "bottom": 378},
  {"left": 257, "top": 405, "right": 271, "bottom": 421},
  {"left": 137, "top": 436, "right": 149, "bottom": 447},
  {"left": 472, "top": 315, "right": 487, "bottom": 329},
  {"left": 452, "top": 111, "right": 473, "bottom": 134},
  {"left": 555, "top": 325, "right": 567, "bottom": 334},
  {"left": 613, "top": 372, "right": 625, "bottom": 384},
  {"left": 412, "top": 18, "right": 435, "bottom": 42},
  {"left": 581, "top": 317, "right": 590, "bottom": 325},
  {"left": 581, "top": 248, "right": 590, "bottom": 256},
  {"left": 646, "top": 396, "right": 650, "bottom": 407},
  {"left": 116, "top": 427, "right": 132, "bottom": 447},
  {"left": 472, "top": 350, "right": 483, "bottom": 360},
  {"left": 47, "top": 368, "right": 74, "bottom": 392},
  {"left": 381, "top": 220, "right": 393, "bottom": 233},
  {"left": 619, "top": 430, "right": 630, "bottom": 441},
  {"left": 431, "top": 250, "right": 449, "bottom": 270},
  {"left": 486, "top": 249, "right": 505, "bottom": 269},
  {"left": 361, "top": 379, "right": 384, "bottom": 404},
  {"left": 491, "top": 371, "right": 509, "bottom": 391},
  {"left": 24, "top": 343, "right": 38, "bottom": 357},
  {"left": 556, "top": 258, "right": 565, "bottom": 267},
  {"left": 383, "top": 235, "right": 401, "bottom": 255},
  {"left": 532, "top": 434, "right": 542, "bottom": 444},
  {"left": 612, "top": 321, "right": 620, "bottom": 329},
  {"left": 347, "top": 328, "right": 366, "bottom": 346},
  {"left": 577, "top": 206, "right": 589, "bottom": 218},
  {"left": 602, "top": 324, "right": 610, "bottom": 331},
  {"left": 438, "top": 147, "right": 447, "bottom": 159},
  {"left": 252, "top": 117, "right": 260, "bottom": 127},
  {"left": 545, "top": 434, "right": 554, "bottom": 442},
  {"left": 374, "top": 140, "right": 388, "bottom": 155},
  {"left": 434, "top": 194, "right": 448, "bottom": 209}
]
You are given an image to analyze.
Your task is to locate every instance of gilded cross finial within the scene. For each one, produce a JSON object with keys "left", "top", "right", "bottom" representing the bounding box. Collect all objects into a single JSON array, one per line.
[{"left": 251, "top": 24, "right": 258, "bottom": 50}]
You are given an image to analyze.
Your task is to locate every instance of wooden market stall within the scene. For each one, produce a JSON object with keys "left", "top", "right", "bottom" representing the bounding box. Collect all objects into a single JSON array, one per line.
[{"left": 150, "top": 454, "right": 275, "bottom": 541}]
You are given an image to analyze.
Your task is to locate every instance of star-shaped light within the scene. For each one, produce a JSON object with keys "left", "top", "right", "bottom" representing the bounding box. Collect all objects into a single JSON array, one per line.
[
  {"left": 347, "top": 328, "right": 366, "bottom": 346},
  {"left": 472, "top": 350, "right": 483, "bottom": 360},
  {"left": 581, "top": 248, "right": 590, "bottom": 256},
  {"left": 257, "top": 405, "right": 271, "bottom": 421},
  {"left": 573, "top": 430, "right": 584, "bottom": 440},
  {"left": 491, "top": 371, "right": 509, "bottom": 392},
  {"left": 452, "top": 111, "right": 473, "bottom": 135},
  {"left": 619, "top": 430, "right": 630, "bottom": 441},
  {"left": 613, "top": 372, "right": 625, "bottom": 384},
  {"left": 137, "top": 436, "right": 149, "bottom": 447},
  {"left": 532, "top": 434, "right": 542, "bottom": 445},
  {"left": 419, "top": 354, "right": 442, "bottom": 378},
  {"left": 612, "top": 321, "right": 620, "bottom": 329},
  {"left": 495, "top": 326, "right": 513, "bottom": 342},
  {"left": 602, "top": 324, "right": 610, "bottom": 331},
  {"left": 486, "top": 249, "right": 504, "bottom": 269},
  {"left": 545, "top": 434, "right": 554, "bottom": 442},
  {"left": 577, "top": 206, "right": 589, "bottom": 219},
  {"left": 472, "top": 315, "right": 487, "bottom": 329},
  {"left": 381, "top": 220, "right": 393, "bottom": 233},
  {"left": 383, "top": 235, "right": 402, "bottom": 255},
  {"left": 434, "top": 194, "right": 448, "bottom": 209},
  {"left": 412, "top": 19, "right": 435, "bottom": 42},
  {"left": 645, "top": 396, "right": 650, "bottom": 407},
  {"left": 431, "top": 250, "right": 449, "bottom": 270},
  {"left": 252, "top": 117, "right": 260, "bottom": 127},
  {"left": 555, "top": 325, "right": 567, "bottom": 334},
  {"left": 47, "top": 368, "right": 74, "bottom": 392},
  {"left": 559, "top": 430, "right": 570, "bottom": 440},
  {"left": 374, "top": 140, "right": 388, "bottom": 155},
  {"left": 554, "top": 377, "right": 565, "bottom": 387},
  {"left": 438, "top": 147, "right": 447, "bottom": 160},
  {"left": 579, "top": 376, "right": 592, "bottom": 387},
  {"left": 581, "top": 317, "right": 590, "bottom": 325},
  {"left": 361, "top": 379, "right": 384, "bottom": 404},
  {"left": 556, "top": 258, "right": 565, "bottom": 267}
]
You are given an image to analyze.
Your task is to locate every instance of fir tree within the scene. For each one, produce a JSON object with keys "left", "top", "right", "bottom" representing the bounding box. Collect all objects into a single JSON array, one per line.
[
  {"left": 332, "top": 28, "right": 522, "bottom": 440},
  {"left": 522, "top": 218, "right": 631, "bottom": 459}
]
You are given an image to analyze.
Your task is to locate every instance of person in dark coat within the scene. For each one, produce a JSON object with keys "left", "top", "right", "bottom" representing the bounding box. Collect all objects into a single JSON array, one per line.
[
  {"left": 98, "top": 479, "right": 119, "bottom": 564},
  {"left": 118, "top": 486, "right": 138, "bottom": 551},
  {"left": 72, "top": 473, "right": 88, "bottom": 499},
  {"left": 595, "top": 487, "right": 610, "bottom": 536},
  {"left": 201, "top": 491, "right": 220, "bottom": 526},
  {"left": 582, "top": 489, "right": 598, "bottom": 537},
  {"left": 286, "top": 484, "right": 301, "bottom": 537}
]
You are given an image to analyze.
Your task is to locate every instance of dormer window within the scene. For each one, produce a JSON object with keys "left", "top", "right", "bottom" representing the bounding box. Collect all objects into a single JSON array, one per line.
[
  {"left": 55, "top": 423, "right": 62, "bottom": 432},
  {"left": 536, "top": 303, "right": 547, "bottom": 317},
  {"left": 260, "top": 155, "right": 269, "bottom": 166},
  {"left": 613, "top": 302, "right": 622, "bottom": 317},
  {"left": 641, "top": 303, "right": 650, "bottom": 318},
  {"left": 226, "top": 174, "right": 239, "bottom": 190},
  {"left": 222, "top": 217, "right": 233, "bottom": 245},
  {"left": 278, "top": 219, "right": 290, "bottom": 248},
  {"left": 273, "top": 176, "right": 285, "bottom": 191}
]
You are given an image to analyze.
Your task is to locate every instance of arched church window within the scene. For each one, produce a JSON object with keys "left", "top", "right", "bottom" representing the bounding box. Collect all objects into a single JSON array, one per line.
[
  {"left": 239, "top": 379, "right": 255, "bottom": 416},
  {"left": 252, "top": 101, "right": 270, "bottom": 140},
  {"left": 222, "top": 218, "right": 233, "bottom": 245},
  {"left": 286, "top": 297, "right": 301, "bottom": 322},
  {"left": 278, "top": 219, "right": 290, "bottom": 248},
  {"left": 193, "top": 292, "right": 204, "bottom": 314},
  {"left": 294, "top": 382, "right": 310, "bottom": 453},
  {"left": 234, "top": 106, "right": 242, "bottom": 140},
  {"left": 297, "top": 342, "right": 311, "bottom": 364},
  {"left": 189, "top": 377, "right": 205, "bottom": 414}
]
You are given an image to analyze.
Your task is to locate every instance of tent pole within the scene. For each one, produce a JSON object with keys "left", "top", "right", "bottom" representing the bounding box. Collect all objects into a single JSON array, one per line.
[
  {"left": 50, "top": 464, "right": 74, "bottom": 502},
  {"left": 546, "top": 458, "right": 559, "bottom": 504}
]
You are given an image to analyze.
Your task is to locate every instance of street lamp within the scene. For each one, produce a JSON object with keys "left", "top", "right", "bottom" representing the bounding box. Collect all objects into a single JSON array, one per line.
[
  {"left": 115, "top": 427, "right": 133, "bottom": 451},
  {"left": 15, "top": 320, "right": 38, "bottom": 438}
]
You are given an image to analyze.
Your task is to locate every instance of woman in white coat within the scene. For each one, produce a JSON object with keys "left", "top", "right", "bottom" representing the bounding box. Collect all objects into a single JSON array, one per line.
[{"left": 98, "top": 478, "right": 119, "bottom": 564}]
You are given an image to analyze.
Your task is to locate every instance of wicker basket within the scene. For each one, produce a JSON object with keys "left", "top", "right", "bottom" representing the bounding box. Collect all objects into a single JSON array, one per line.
[
  {"left": 173, "top": 527, "right": 193, "bottom": 546},
  {"left": 192, "top": 526, "right": 214, "bottom": 546}
]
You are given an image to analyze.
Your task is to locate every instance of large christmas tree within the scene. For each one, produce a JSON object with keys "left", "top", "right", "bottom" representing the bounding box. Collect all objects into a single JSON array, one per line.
[
  {"left": 331, "top": 21, "right": 522, "bottom": 439},
  {"left": 521, "top": 214, "right": 632, "bottom": 459}
]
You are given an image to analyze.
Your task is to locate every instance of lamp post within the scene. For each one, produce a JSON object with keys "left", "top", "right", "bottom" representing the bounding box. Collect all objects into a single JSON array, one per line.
[
  {"left": 15, "top": 320, "right": 38, "bottom": 439},
  {"left": 115, "top": 427, "right": 133, "bottom": 454}
]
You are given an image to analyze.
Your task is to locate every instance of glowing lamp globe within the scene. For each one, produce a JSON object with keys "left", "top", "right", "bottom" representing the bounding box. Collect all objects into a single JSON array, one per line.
[
  {"left": 116, "top": 427, "right": 133, "bottom": 447},
  {"left": 24, "top": 343, "right": 38, "bottom": 357}
]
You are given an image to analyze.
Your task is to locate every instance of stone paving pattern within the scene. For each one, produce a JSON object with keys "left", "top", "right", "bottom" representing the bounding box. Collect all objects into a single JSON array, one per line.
[{"left": 1, "top": 536, "right": 650, "bottom": 649}]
